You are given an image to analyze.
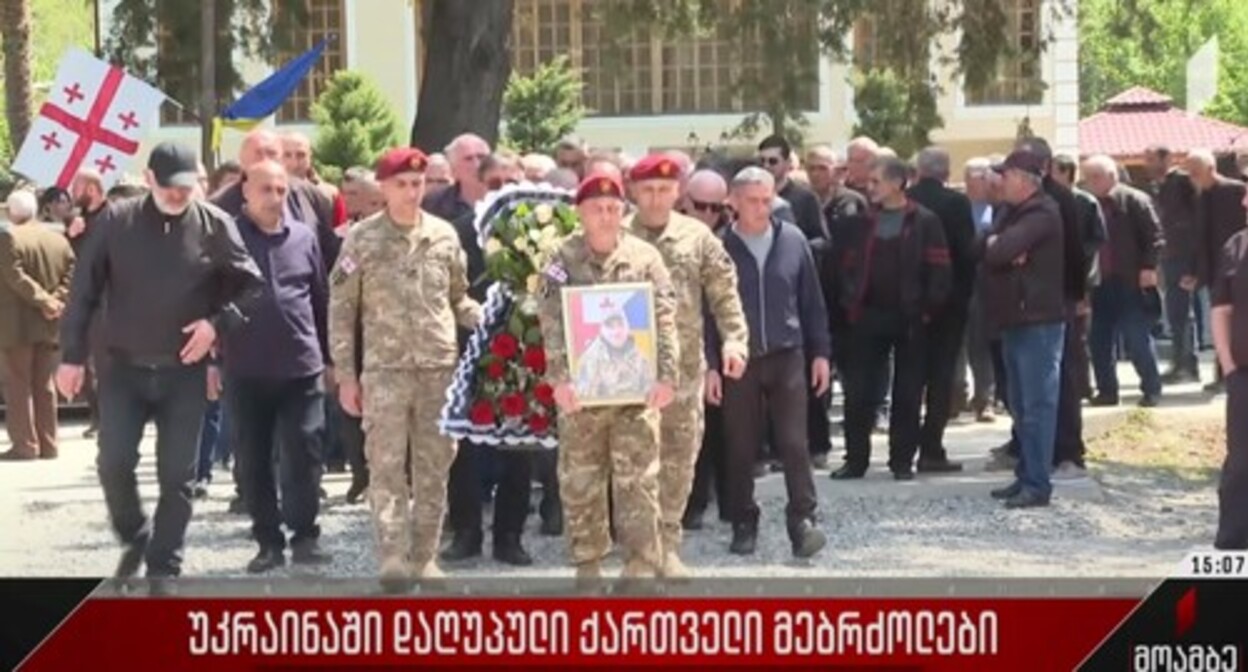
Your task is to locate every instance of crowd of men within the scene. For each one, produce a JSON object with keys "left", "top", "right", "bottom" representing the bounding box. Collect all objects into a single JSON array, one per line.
[{"left": 3, "top": 123, "right": 1248, "bottom": 593}]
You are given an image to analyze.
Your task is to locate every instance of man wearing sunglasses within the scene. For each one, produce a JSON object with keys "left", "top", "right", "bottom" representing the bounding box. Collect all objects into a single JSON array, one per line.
[{"left": 681, "top": 169, "right": 730, "bottom": 231}]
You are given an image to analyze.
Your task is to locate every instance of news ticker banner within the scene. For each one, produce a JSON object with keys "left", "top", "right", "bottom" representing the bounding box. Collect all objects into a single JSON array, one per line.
[{"left": 5, "top": 553, "right": 1248, "bottom": 671}]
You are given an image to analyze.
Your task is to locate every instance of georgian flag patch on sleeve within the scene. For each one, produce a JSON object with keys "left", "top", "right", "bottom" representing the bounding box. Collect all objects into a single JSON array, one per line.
[{"left": 331, "top": 254, "right": 358, "bottom": 285}]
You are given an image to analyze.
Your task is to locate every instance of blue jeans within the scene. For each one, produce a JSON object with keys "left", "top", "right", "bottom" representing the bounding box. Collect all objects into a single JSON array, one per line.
[
  {"left": 1090, "top": 278, "right": 1162, "bottom": 398},
  {"left": 195, "top": 399, "right": 231, "bottom": 482},
  {"left": 1002, "top": 321, "right": 1065, "bottom": 498},
  {"left": 1162, "top": 258, "right": 1198, "bottom": 373}
]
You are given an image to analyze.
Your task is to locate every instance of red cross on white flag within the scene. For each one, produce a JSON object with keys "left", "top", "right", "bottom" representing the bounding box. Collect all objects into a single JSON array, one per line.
[{"left": 12, "top": 48, "right": 166, "bottom": 189}]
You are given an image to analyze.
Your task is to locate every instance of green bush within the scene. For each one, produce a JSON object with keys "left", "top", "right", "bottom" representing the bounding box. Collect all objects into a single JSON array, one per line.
[
  {"left": 311, "top": 70, "right": 403, "bottom": 180},
  {"left": 501, "top": 56, "right": 585, "bottom": 155}
]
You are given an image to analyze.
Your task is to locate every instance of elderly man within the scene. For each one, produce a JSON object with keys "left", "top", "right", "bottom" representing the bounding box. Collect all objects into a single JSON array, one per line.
[
  {"left": 537, "top": 172, "right": 678, "bottom": 582},
  {"left": 1082, "top": 154, "right": 1164, "bottom": 408},
  {"left": 825, "top": 157, "right": 951, "bottom": 480},
  {"left": 804, "top": 145, "right": 844, "bottom": 209},
  {"left": 718, "top": 166, "right": 830, "bottom": 558},
  {"left": 845, "top": 137, "right": 881, "bottom": 196},
  {"left": 522, "top": 153, "right": 557, "bottom": 182},
  {"left": 330, "top": 147, "right": 481, "bottom": 591},
  {"left": 423, "top": 134, "right": 490, "bottom": 223},
  {"left": 1187, "top": 148, "right": 1248, "bottom": 395},
  {"left": 223, "top": 160, "right": 333, "bottom": 573},
  {"left": 214, "top": 129, "right": 341, "bottom": 272},
  {"left": 341, "top": 167, "right": 384, "bottom": 224},
  {"left": 626, "top": 154, "right": 748, "bottom": 578},
  {"left": 907, "top": 147, "right": 975, "bottom": 472},
  {"left": 958, "top": 158, "right": 998, "bottom": 422},
  {"left": 425, "top": 153, "right": 455, "bottom": 195},
  {"left": 982, "top": 149, "right": 1066, "bottom": 509},
  {"left": 555, "top": 135, "right": 588, "bottom": 177},
  {"left": 1, "top": 191, "right": 75, "bottom": 461},
  {"left": 59, "top": 142, "right": 265, "bottom": 583},
  {"left": 681, "top": 169, "right": 730, "bottom": 231},
  {"left": 1143, "top": 146, "right": 1201, "bottom": 384}
]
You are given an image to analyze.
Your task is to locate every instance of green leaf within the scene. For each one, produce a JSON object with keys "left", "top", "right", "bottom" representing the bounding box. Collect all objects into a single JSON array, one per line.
[{"left": 524, "top": 326, "right": 543, "bottom": 345}]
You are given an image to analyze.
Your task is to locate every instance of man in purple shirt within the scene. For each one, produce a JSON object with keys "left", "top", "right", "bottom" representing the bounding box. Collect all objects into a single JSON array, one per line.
[{"left": 218, "top": 160, "right": 333, "bottom": 573}]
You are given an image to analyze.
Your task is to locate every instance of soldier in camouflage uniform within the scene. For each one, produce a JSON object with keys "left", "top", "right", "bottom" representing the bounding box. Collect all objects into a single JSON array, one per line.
[
  {"left": 625, "top": 154, "right": 749, "bottom": 579},
  {"left": 329, "top": 147, "right": 482, "bottom": 592},
  {"left": 574, "top": 310, "right": 656, "bottom": 400},
  {"left": 539, "top": 172, "right": 679, "bottom": 582}
]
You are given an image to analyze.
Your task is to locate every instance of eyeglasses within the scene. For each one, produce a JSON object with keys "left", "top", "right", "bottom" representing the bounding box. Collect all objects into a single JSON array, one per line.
[
  {"left": 759, "top": 156, "right": 785, "bottom": 167},
  {"left": 690, "top": 199, "right": 725, "bottom": 214}
]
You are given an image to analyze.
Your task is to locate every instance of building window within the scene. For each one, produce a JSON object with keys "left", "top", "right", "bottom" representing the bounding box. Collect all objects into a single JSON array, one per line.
[
  {"left": 274, "top": 0, "right": 346, "bottom": 124},
  {"left": 964, "top": 0, "right": 1044, "bottom": 106},
  {"left": 512, "top": 0, "right": 817, "bottom": 117}
]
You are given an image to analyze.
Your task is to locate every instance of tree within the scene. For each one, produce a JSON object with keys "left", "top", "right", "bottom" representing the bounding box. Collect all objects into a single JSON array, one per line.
[
  {"left": 850, "top": 68, "right": 941, "bottom": 158},
  {"left": 1080, "top": 0, "right": 1248, "bottom": 125},
  {"left": 410, "top": 0, "right": 514, "bottom": 153},
  {"left": 311, "top": 70, "right": 403, "bottom": 184},
  {"left": 500, "top": 56, "right": 585, "bottom": 154},
  {"left": 1, "top": 0, "right": 34, "bottom": 150}
]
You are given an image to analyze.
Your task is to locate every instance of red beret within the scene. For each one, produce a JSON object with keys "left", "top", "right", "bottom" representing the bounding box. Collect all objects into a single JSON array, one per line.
[
  {"left": 628, "top": 154, "right": 682, "bottom": 182},
  {"left": 575, "top": 172, "right": 625, "bottom": 204},
  {"left": 375, "top": 147, "right": 428, "bottom": 181}
]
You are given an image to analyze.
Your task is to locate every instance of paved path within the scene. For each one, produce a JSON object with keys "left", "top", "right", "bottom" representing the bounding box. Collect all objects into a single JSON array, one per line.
[{"left": 0, "top": 360, "right": 1223, "bottom": 580}]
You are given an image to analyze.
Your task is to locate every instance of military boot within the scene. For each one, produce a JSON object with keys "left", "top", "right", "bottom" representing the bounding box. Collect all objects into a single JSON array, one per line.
[
  {"left": 574, "top": 561, "right": 603, "bottom": 592},
  {"left": 659, "top": 551, "right": 692, "bottom": 582},
  {"left": 620, "top": 559, "right": 657, "bottom": 580},
  {"left": 414, "top": 560, "right": 446, "bottom": 581},
  {"left": 378, "top": 557, "right": 412, "bottom": 595}
]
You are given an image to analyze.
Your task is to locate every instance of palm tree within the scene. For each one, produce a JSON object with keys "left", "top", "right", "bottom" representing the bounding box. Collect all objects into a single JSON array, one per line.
[{"left": 1, "top": 0, "right": 34, "bottom": 150}]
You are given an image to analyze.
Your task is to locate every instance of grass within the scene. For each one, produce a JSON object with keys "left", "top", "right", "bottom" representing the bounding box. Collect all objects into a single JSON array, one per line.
[{"left": 1086, "top": 408, "right": 1224, "bottom": 483}]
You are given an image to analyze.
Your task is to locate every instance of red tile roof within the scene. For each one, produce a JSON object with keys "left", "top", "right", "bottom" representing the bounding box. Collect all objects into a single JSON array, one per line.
[{"left": 1080, "top": 87, "right": 1248, "bottom": 157}]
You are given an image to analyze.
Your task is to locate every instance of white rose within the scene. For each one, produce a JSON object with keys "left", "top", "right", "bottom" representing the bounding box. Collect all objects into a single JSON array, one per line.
[
  {"left": 525, "top": 274, "right": 540, "bottom": 295},
  {"left": 485, "top": 238, "right": 503, "bottom": 256},
  {"left": 534, "top": 203, "right": 554, "bottom": 224}
]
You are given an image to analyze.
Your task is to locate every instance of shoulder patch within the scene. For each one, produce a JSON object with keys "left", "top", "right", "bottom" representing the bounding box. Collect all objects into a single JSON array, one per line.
[
  {"left": 543, "top": 260, "right": 568, "bottom": 284},
  {"left": 331, "top": 254, "right": 358, "bottom": 285}
]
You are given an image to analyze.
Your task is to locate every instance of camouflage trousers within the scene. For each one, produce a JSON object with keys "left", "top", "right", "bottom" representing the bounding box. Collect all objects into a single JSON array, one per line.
[
  {"left": 557, "top": 405, "right": 662, "bottom": 570},
  {"left": 659, "top": 378, "right": 705, "bottom": 554},
  {"left": 361, "top": 367, "right": 457, "bottom": 574}
]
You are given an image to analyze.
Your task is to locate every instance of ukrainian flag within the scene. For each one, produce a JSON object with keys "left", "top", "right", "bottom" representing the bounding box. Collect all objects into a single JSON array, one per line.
[{"left": 211, "top": 38, "right": 331, "bottom": 149}]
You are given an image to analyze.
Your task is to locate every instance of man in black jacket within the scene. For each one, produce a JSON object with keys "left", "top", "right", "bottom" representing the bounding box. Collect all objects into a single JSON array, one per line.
[
  {"left": 906, "top": 147, "right": 975, "bottom": 472},
  {"left": 58, "top": 142, "right": 266, "bottom": 582},
  {"left": 982, "top": 149, "right": 1066, "bottom": 509},
  {"left": 717, "top": 166, "right": 830, "bottom": 558},
  {"left": 1082, "top": 155, "right": 1164, "bottom": 407},
  {"left": 825, "top": 157, "right": 952, "bottom": 480},
  {"left": 1144, "top": 146, "right": 1201, "bottom": 383}
]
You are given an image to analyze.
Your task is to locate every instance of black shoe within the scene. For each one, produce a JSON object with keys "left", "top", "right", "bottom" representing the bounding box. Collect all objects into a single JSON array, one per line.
[
  {"left": 829, "top": 464, "right": 867, "bottom": 480},
  {"left": 1138, "top": 393, "right": 1161, "bottom": 408},
  {"left": 247, "top": 547, "right": 286, "bottom": 574},
  {"left": 1004, "top": 490, "right": 1051, "bottom": 509},
  {"left": 1204, "top": 380, "right": 1226, "bottom": 395},
  {"left": 729, "top": 523, "right": 758, "bottom": 555},
  {"left": 191, "top": 482, "right": 209, "bottom": 500},
  {"left": 291, "top": 539, "right": 333, "bottom": 565},
  {"left": 440, "top": 530, "right": 483, "bottom": 562},
  {"left": 681, "top": 509, "right": 704, "bottom": 531},
  {"left": 325, "top": 461, "right": 347, "bottom": 474},
  {"left": 1089, "top": 394, "right": 1119, "bottom": 407},
  {"left": 227, "top": 496, "right": 248, "bottom": 515},
  {"left": 892, "top": 470, "right": 915, "bottom": 481},
  {"left": 789, "top": 520, "right": 827, "bottom": 559},
  {"left": 82, "top": 426, "right": 98, "bottom": 440},
  {"left": 540, "top": 507, "right": 563, "bottom": 537},
  {"left": 916, "top": 457, "right": 964, "bottom": 474},
  {"left": 492, "top": 535, "right": 533, "bottom": 567},
  {"left": 115, "top": 532, "right": 149, "bottom": 579},
  {"left": 318, "top": 486, "right": 328, "bottom": 499},
  {"left": 991, "top": 481, "right": 1023, "bottom": 500},
  {"left": 345, "top": 474, "right": 369, "bottom": 504}
]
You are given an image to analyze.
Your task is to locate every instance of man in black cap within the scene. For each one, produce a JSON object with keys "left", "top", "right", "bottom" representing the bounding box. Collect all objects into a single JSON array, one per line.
[{"left": 58, "top": 141, "right": 265, "bottom": 585}]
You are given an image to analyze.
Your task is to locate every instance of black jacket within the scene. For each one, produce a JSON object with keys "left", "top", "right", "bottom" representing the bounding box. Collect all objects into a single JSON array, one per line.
[
  {"left": 1072, "top": 187, "right": 1106, "bottom": 286},
  {"left": 1096, "top": 183, "right": 1163, "bottom": 285},
  {"left": 1148, "top": 169, "right": 1198, "bottom": 265},
  {"left": 822, "top": 200, "right": 951, "bottom": 328},
  {"left": 1195, "top": 176, "right": 1248, "bottom": 287},
  {"left": 906, "top": 178, "right": 976, "bottom": 309},
  {"left": 979, "top": 190, "right": 1066, "bottom": 331}
]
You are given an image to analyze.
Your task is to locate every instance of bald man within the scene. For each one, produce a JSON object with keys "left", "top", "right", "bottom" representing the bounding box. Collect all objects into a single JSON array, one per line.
[
  {"left": 682, "top": 170, "right": 730, "bottom": 232},
  {"left": 213, "top": 129, "right": 341, "bottom": 272}
]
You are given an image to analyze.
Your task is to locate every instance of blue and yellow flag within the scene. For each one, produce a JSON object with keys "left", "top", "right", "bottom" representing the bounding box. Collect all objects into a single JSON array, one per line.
[{"left": 211, "top": 38, "right": 330, "bottom": 149}]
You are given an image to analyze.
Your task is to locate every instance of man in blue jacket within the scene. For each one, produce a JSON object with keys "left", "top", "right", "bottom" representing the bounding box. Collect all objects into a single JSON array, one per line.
[{"left": 715, "top": 166, "right": 831, "bottom": 558}]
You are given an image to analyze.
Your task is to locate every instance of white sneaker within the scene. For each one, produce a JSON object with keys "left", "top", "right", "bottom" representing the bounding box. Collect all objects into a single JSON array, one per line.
[{"left": 1051, "top": 461, "right": 1089, "bottom": 481}]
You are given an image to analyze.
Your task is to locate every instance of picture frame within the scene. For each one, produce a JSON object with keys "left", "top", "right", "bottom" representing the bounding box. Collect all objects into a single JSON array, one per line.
[{"left": 560, "top": 282, "right": 659, "bottom": 407}]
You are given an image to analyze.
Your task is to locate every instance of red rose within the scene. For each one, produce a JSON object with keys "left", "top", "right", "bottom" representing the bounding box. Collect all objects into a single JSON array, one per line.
[
  {"left": 533, "top": 382, "right": 555, "bottom": 406},
  {"left": 527, "top": 413, "right": 551, "bottom": 434},
  {"left": 485, "top": 360, "right": 505, "bottom": 380},
  {"left": 469, "top": 400, "right": 495, "bottom": 426},
  {"left": 491, "top": 333, "right": 519, "bottom": 359},
  {"left": 499, "top": 393, "right": 527, "bottom": 418},
  {"left": 522, "top": 346, "right": 547, "bottom": 373}
]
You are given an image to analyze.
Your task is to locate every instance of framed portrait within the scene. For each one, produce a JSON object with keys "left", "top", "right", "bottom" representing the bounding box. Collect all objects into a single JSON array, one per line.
[{"left": 560, "top": 282, "right": 659, "bottom": 407}]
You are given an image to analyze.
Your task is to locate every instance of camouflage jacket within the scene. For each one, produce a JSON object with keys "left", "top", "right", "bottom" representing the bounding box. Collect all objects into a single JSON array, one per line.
[
  {"left": 538, "top": 230, "right": 678, "bottom": 389},
  {"left": 328, "top": 210, "right": 481, "bottom": 379},
  {"left": 626, "top": 211, "right": 748, "bottom": 387}
]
